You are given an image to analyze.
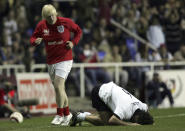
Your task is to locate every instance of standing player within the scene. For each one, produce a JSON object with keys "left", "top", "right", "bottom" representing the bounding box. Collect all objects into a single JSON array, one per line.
[
  {"left": 71, "top": 82, "right": 154, "bottom": 126},
  {"left": 30, "top": 4, "right": 82, "bottom": 126}
]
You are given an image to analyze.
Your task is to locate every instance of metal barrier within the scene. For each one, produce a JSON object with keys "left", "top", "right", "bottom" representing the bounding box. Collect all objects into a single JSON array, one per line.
[
  {"left": 1, "top": 61, "right": 185, "bottom": 97},
  {"left": 31, "top": 61, "right": 185, "bottom": 98},
  {"left": 0, "top": 64, "right": 25, "bottom": 77}
]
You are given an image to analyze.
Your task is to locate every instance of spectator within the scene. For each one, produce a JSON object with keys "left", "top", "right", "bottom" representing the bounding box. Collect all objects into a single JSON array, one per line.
[
  {"left": 0, "top": 0, "right": 10, "bottom": 43},
  {"left": 0, "top": 81, "right": 19, "bottom": 117},
  {"left": 76, "top": 0, "right": 97, "bottom": 26},
  {"left": 70, "top": 9, "right": 81, "bottom": 25},
  {"left": 0, "top": 47, "right": 6, "bottom": 65},
  {"left": 79, "top": 43, "right": 111, "bottom": 90},
  {"left": 111, "top": 1, "right": 126, "bottom": 18},
  {"left": 174, "top": 44, "right": 185, "bottom": 61},
  {"left": 82, "top": 19, "right": 93, "bottom": 43},
  {"left": 148, "top": 50, "right": 161, "bottom": 62},
  {"left": 146, "top": 72, "right": 174, "bottom": 107},
  {"left": 158, "top": 44, "right": 173, "bottom": 62},
  {"left": 163, "top": 9, "right": 182, "bottom": 54},
  {"left": 122, "top": 10, "right": 137, "bottom": 33},
  {"left": 112, "top": 7, "right": 125, "bottom": 24},
  {"left": 180, "top": 18, "right": 185, "bottom": 44},
  {"left": 103, "top": 45, "right": 129, "bottom": 87},
  {"left": 130, "top": 1, "right": 140, "bottom": 21},
  {"left": 3, "top": 46, "right": 15, "bottom": 64},
  {"left": 134, "top": 44, "right": 150, "bottom": 88},
  {"left": 136, "top": 14, "right": 148, "bottom": 39},
  {"left": 72, "top": 43, "right": 97, "bottom": 96},
  {"left": 98, "top": 18, "right": 108, "bottom": 39},
  {"left": 158, "top": 44, "right": 173, "bottom": 69},
  {"left": 147, "top": 16, "right": 165, "bottom": 49},
  {"left": 135, "top": 44, "right": 149, "bottom": 63},
  {"left": 120, "top": 43, "right": 132, "bottom": 62},
  {"left": 0, "top": 80, "right": 31, "bottom": 118},
  {"left": 3, "top": 10, "right": 18, "bottom": 46},
  {"left": 98, "top": 0, "right": 111, "bottom": 22},
  {"left": 12, "top": 41, "right": 25, "bottom": 64},
  {"left": 23, "top": 46, "right": 35, "bottom": 72}
]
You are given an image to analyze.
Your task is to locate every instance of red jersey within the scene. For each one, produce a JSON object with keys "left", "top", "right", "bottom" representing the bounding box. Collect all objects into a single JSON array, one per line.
[{"left": 30, "top": 17, "right": 82, "bottom": 64}]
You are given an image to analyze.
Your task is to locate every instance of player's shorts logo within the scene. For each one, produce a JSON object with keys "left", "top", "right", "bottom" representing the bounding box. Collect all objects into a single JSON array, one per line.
[{"left": 57, "top": 25, "right": 64, "bottom": 33}]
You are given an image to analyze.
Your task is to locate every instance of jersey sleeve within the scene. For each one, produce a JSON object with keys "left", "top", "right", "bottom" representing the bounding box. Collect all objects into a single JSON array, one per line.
[
  {"left": 66, "top": 18, "right": 82, "bottom": 45},
  {"left": 30, "top": 22, "right": 43, "bottom": 46}
]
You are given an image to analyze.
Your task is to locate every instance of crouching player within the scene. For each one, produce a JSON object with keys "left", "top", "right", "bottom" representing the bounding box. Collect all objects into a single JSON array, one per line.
[{"left": 71, "top": 82, "right": 154, "bottom": 126}]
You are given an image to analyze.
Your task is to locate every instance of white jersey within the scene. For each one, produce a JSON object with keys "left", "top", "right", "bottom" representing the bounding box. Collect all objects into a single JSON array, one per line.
[{"left": 98, "top": 82, "right": 148, "bottom": 120}]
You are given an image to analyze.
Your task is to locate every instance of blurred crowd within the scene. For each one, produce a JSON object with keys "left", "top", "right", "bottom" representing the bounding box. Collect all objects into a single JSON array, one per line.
[
  {"left": 0, "top": 0, "right": 185, "bottom": 97},
  {"left": 1, "top": 0, "right": 185, "bottom": 65}
]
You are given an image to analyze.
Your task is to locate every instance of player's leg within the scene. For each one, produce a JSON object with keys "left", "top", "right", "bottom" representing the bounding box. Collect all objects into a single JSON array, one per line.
[
  {"left": 84, "top": 112, "right": 141, "bottom": 126},
  {"left": 50, "top": 78, "right": 66, "bottom": 125},
  {"left": 71, "top": 111, "right": 112, "bottom": 126},
  {"left": 161, "top": 89, "right": 174, "bottom": 106},
  {"left": 85, "top": 69, "right": 98, "bottom": 86},
  {"left": 70, "top": 111, "right": 91, "bottom": 126},
  {"left": 49, "top": 60, "right": 73, "bottom": 125},
  {"left": 55, "top": 60, "right": 73, "bottom": 126},
  {"left": 54, "top": 75, "right": 66, "bottom": 108},
  {"left": 85, "top": 114, "right": 104, "bottom": 126},
  {"left": 48, "top": 64, "right": 64, "bottom": 125},
  {"left": 51, "top": 75, "right": 71, "bottom": 125},
  {"left": 86, "top": 83, "right": 112, "bottom": 126},
  {"left": 54, "top": 75, "right": 72, "bottom": 126},
  {"left": 86, "top": 111, "right": 112, "bottom": 125}
]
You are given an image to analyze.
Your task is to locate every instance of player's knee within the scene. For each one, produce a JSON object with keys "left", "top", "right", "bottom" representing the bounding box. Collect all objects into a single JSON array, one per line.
[
  {"left": 53, "top": 79, "right": 65, "bottom": 89},
  {"left": 54, "top": 84, "right": 65, "bottom": 91}
]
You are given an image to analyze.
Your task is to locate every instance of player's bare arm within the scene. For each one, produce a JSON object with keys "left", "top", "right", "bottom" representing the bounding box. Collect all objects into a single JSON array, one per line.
[{"left": 91, "top": 111, "right": 140, "bottom": 126}]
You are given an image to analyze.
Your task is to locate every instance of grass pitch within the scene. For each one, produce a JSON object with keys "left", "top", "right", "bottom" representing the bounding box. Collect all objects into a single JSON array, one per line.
[{"left": 0, "top": 108, "right": 185, "bottom": 131}]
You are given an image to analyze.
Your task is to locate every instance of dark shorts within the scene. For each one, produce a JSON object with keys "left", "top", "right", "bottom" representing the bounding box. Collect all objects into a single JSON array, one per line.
[{"left": 91, "top": 85, "right": 111, "bottom": 112}]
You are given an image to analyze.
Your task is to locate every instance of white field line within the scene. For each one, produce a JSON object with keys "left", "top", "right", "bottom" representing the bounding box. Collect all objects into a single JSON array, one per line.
[{"left": 154, "top": 113, "right": 185, "bottom": 119}]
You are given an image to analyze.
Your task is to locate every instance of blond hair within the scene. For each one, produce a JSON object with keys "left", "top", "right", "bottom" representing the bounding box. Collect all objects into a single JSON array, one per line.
[{"left": 42, "top": 4, "right": 57, "bottom": 19}]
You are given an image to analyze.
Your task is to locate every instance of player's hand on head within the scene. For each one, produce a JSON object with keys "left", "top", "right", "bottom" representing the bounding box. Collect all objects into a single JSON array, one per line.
[
  {"left": 35, "top": 38, "right": 43, "bottom": 45},
  {"left": 66, "top": 41, "right": 74, "bottom": 49}
]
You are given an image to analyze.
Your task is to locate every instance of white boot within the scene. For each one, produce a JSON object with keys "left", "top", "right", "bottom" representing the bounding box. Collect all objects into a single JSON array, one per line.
[
  {"left": 61, "top": 113, "right": 73, "bottom": 126},
  {"left": 51, "top": 115, "right": 64, "bottom": 125}
]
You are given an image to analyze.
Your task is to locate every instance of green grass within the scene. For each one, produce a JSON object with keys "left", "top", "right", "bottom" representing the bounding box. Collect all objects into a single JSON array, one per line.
[{"left": 0, "top": 108, "right": 185, "bottom": 131}]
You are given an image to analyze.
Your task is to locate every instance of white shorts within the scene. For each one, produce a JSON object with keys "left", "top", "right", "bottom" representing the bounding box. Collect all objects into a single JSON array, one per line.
[{"left": 47, "top": 60, "right": 73, "bottom": 81}]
